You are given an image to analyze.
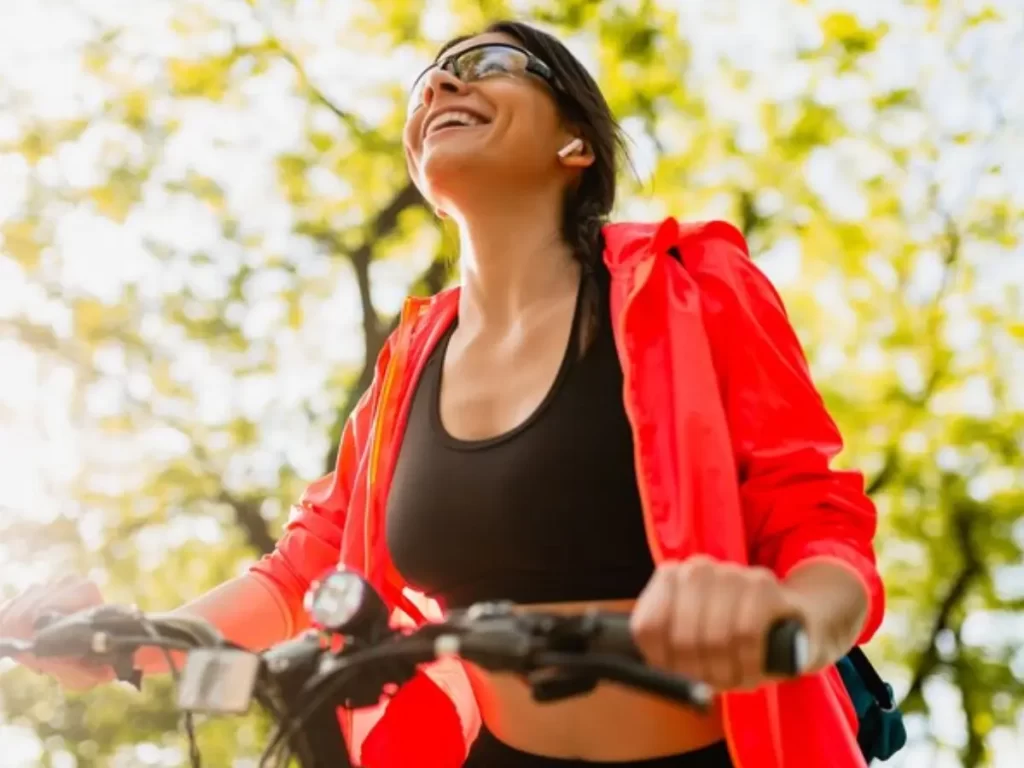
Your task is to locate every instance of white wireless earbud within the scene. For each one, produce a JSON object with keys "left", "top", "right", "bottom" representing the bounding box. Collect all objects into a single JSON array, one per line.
[{"left": 557, "top": 138, "right": 584, "bottom": 158}]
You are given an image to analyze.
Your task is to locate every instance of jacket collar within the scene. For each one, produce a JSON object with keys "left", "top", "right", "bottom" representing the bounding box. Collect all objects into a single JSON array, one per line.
[{"left": 601, "top": 218, "right": 676, "bottom": 271}]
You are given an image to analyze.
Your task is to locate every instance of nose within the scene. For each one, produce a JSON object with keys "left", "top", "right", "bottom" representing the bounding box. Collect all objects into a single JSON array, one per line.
[{"left": 420, "top": 66, "right": 466, "bottom": 107}]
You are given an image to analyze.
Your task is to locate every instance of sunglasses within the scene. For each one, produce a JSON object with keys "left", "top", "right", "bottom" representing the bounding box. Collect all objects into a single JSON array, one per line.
[{"left": 408, "top": 43, "right": 558, "bottom": 116}]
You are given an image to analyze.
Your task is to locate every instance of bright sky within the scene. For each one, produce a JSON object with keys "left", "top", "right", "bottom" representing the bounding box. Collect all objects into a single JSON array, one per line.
[{"left": 1, "top": 0, "right": 1023, "bottom": 765}]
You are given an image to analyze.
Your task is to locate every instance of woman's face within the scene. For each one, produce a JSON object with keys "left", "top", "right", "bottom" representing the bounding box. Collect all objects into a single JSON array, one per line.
[{"left": 403, "top": 32, "right": 577, "bottom": 214}]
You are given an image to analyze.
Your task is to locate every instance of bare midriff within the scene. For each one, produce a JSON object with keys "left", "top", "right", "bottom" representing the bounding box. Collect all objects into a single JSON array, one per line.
[{"left": 462, "top": 598, "right": 725, "bottom": 761}]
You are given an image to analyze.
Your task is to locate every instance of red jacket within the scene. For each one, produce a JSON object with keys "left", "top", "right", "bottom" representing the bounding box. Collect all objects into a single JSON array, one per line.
[{"left": 250, "top": 217, "right": 884, "bottom": 768}]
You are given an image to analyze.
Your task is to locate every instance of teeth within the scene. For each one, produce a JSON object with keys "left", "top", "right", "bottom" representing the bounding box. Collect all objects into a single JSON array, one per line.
[{"left": 429, "top": 110, "right": 483, "bottom": 133}]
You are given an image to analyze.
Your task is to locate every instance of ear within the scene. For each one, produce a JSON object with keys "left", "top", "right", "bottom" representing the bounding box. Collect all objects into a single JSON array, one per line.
[{"left": 556, "top": 137, "right": 596, "bottom": 169}]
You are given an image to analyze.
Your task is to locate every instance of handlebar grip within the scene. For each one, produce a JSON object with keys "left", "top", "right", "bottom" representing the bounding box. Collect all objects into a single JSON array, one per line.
[
  {"left": 593, "top": 614, "right": 808, "bottom": 677},
  {"left": 764, "top": 618, "right": 809, "bottom": 677},
  {"left": 34, "top": 612, "right": 65, "bottom": 631},
  {"left": 31, "top": 608, "right": 146, "bottom": 689},
  {"left": 586, "top": 614, "right": 640, "bottom": 659}
]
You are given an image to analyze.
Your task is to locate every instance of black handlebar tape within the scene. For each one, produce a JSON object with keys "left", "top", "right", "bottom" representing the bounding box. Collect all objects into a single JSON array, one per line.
[{"left": 764, "top": 618, "right": 809, "bottom": 677}]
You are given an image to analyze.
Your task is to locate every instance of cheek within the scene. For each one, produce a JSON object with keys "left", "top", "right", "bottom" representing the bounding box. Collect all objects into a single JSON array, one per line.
[
  {"left": 402, "top": 119, "right": 421, "bottom": 158},
  {"left": 500, "top": 93, "right": 560, "bottom": 157},
  {"left": 404, "top": 153, "right": 432, "bottom": 203},
  {"left": 402, "top": 124, "right": 425, "bottom": 177}
]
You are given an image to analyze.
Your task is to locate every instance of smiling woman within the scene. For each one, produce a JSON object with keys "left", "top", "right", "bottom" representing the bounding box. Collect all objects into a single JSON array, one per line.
[
  {"left": 0, "top": 17, "right": 886, "bottom": 768},
  {"left": 370, "top": 19, "right": 879, "bottom": 768}
]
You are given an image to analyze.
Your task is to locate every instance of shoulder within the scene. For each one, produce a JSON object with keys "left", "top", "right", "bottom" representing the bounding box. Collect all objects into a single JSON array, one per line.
[
  {"left": 674, "top": 220, "right": 749, "bottom": 260},
  {"left": 602, "top": 217, "right": 750, "bottom": 268},
  {"left": 604, "top": 216, "right": 784, "bottom": 311},
  {"left": 670, "top": 221, "right": 790, "bottom": 321}
]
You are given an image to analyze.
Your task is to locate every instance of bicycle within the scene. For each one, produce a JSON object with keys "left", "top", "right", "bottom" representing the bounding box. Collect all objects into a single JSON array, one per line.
[{"left": 0, "top": 569, "right": 807, "bottom": 768}]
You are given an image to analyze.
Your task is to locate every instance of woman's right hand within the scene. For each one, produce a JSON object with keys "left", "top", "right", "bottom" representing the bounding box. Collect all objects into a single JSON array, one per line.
[{"left": 0, "top": 576, "right": 115, "bottom": 690}]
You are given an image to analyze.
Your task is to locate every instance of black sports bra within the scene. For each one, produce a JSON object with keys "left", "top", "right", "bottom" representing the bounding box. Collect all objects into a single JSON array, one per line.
[{"left": 385, "top": 267, "right": 654, "bottom": 609}]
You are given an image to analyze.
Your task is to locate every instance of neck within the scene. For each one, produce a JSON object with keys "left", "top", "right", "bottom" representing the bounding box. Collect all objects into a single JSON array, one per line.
[{"left": 451, "top": 191, "right": 581, "bottom": 329}]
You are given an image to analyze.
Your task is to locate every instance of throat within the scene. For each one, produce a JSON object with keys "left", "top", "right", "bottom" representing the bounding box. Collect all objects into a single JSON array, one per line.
[
  {"left": 450, "top": 196, "right": 579, "bottom": 324},
  {"left": 457, "top": 254, "right": 582, "bottom": 332}
]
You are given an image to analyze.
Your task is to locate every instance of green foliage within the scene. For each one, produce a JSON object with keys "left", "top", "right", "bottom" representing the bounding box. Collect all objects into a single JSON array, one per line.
[{"left": 0, "top": 1, "right": 1020, "bottom": 766}]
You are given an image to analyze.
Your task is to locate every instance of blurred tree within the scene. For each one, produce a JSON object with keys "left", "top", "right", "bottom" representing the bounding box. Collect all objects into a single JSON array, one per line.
[{"left": 0, "top": 0, "right": 1021, "bottom": 766}]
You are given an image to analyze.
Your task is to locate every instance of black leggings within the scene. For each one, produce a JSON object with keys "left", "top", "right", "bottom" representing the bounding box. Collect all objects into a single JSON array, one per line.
[{"left": 463, "top": 727, "right": 734, "bottom": 768}]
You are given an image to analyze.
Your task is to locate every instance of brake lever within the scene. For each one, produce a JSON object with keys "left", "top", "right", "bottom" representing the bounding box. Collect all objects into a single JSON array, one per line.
[{"left": 112, "top": 658, "right": 144, "bottom": 689}]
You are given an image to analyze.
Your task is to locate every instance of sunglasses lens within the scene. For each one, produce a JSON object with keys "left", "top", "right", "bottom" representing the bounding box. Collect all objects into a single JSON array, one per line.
[
  {"left": 454, "top": 46, "right": 531, "bottom": 81},
  {"left": 407, "top": 46, "right": 540, "bottom": 115}
]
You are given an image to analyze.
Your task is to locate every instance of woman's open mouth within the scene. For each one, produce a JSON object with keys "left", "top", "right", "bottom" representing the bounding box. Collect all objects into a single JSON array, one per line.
[{"left": 423, "top": 108, "right": 491, "bottom": 139}]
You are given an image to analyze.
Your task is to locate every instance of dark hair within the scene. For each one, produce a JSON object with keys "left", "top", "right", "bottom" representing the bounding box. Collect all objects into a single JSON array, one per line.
[{"left": 438, "top": 21, "right": 629, "bottom": 348}]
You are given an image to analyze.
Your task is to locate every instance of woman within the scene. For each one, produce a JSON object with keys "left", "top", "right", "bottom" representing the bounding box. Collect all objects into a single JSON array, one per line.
[{"left": 0, "top": 21, "right": 882, "bottom": 768}]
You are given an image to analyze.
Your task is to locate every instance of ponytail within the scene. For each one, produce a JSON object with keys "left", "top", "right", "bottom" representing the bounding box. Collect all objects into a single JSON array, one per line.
[
  {"left": 561, "top": 187, "right": 608, "bottom": 356},
  {"left": 562, "top": 193, "right": 606, "bottom": 273}
]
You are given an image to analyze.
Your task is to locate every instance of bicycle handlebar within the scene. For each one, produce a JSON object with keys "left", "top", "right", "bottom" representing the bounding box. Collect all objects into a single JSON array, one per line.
[{"left": 0, "top": 570, "right": 809, "bottom": 768}]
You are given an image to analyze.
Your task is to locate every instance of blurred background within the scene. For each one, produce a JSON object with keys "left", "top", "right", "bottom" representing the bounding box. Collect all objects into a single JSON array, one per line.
[{"left": 0, "top": 0, "right": 1022, "bottom": 766}]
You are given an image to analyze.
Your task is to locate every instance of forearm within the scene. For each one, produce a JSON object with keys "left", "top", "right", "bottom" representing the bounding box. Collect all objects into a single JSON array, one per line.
[
  {"left": 783, "top": 557, "right": 869, "bottom": 673},
  {"left": 133, "top": 573, "right": 299, "bottom": 675}
]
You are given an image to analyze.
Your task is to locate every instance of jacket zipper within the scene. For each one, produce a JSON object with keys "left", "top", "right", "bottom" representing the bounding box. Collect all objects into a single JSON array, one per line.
[
  {"left": 350, "top": 302, "right": 428, "bottom": 766},
  {"left": 364, "top": 298, "right": 422, "bottom": 574}
]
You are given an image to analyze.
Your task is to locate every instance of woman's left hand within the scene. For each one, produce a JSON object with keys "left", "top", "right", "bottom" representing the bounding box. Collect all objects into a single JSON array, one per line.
[{"left": 630, "top": 555, "right": 811, "bottom": 692}]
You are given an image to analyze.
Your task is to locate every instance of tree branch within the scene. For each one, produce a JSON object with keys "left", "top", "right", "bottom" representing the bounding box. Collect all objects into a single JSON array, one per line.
[
  {"left": 246, "top": 1, "right": 367, "bottom": 135},
  {"left": 217, "top": 490, "right": 276, "bottom": 556},
  {"left": 269, "top": 41, "right": 363, "bottom": 133},
  {"left": 319, "top": 183, "right": 431, "bottom": 471},
  {"left": 346, "top": 182, "right": 426, "bottom": 355},
  {"left": 736, "top": 189, "right": 765, "bottom": 241},
  {"left": 865, "top": 447, "right": 900, "bottom": 496},
  {"left": 898, "top": 502, "right": 983, "bottom": 712},
  {"left": 952, "top": 635, "right": 986, "bottom": 768}
]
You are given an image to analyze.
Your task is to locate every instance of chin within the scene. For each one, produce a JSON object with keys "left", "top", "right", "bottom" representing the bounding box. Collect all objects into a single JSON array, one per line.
[{"left": 420, "top": 144, "right": 501, "bottom": 201}]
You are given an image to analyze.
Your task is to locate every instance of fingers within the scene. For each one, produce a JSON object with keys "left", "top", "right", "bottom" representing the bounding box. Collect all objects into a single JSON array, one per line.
[
  {"left": 699, "top": 563, "right": 744, "bottom": 689},
  {"left": 36, "top": 578, "right": 103, "bottom": 618},
  {"left": 631, "top": 557, "right": 801, "bottom": 692},
  {"left": 631, "top": 565, "right": 675, "bottom": 670},
  {"left": 0, "top": 585, "right": 48, "bottom": 636},
  {"left": 633, "top": 556, "right": 717, "bottom": 680},
  {"left": 667, "top": 560, "right": 712, "bottom": 681},
  {"left": 0, "top": 578, "right": 103, "bottom": 637},
  {"left": 1, "top": 578, "right": 112, "bottom": 691}
]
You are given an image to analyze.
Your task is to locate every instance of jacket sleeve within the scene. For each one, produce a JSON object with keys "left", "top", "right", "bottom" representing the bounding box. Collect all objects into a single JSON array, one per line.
[
  {"left": 248, "top": 335, "right": 393, "bottom": 636},
  {"left": 687, "top": 222, "right": 884, "bottom": 644}
]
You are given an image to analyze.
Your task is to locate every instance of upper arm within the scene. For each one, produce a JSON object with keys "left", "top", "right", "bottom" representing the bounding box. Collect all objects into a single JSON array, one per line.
[{"left": 685, "top": 225, "right": 884, "bottom": 642}]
